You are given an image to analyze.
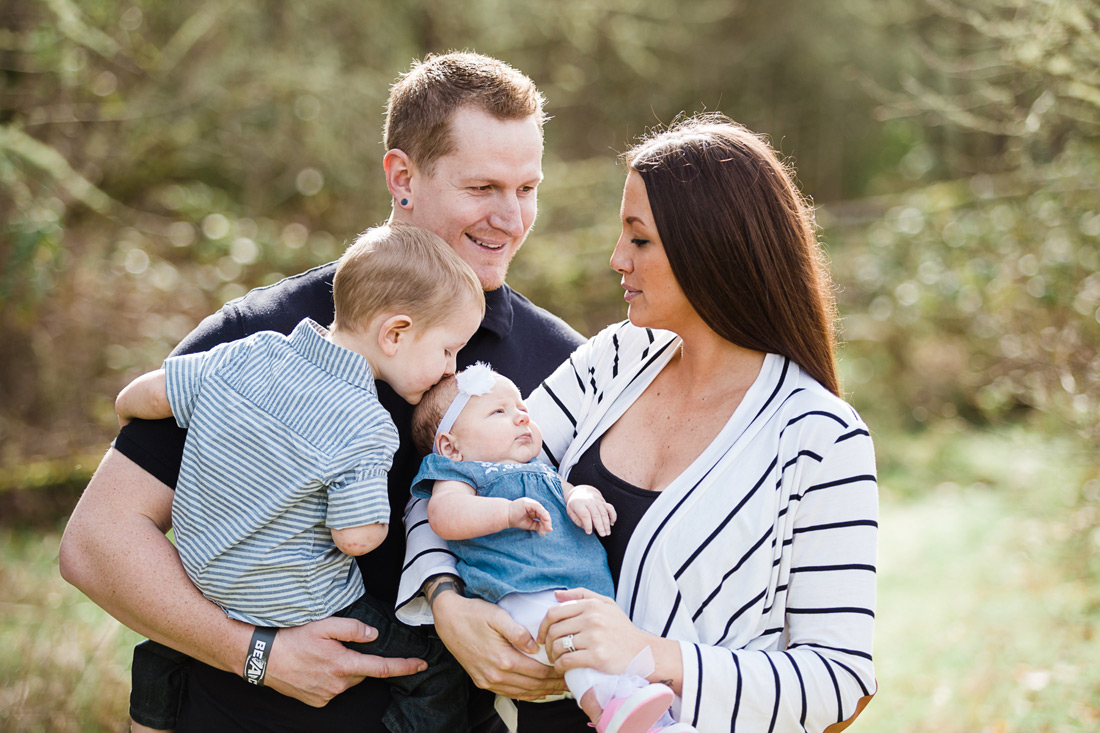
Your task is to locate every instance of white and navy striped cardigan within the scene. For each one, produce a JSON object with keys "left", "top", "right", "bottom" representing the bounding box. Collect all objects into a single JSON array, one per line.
[{"left": 399, "top": 322, "right": 877, "bottom": 731}]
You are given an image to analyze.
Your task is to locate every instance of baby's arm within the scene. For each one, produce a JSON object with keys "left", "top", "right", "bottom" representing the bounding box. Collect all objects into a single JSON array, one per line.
[
  {"left": 561, "top": 481, "right": 617, "bottom": 537},
  {"left": 115, "top": 369, "right": 172, "bottom": 427},
  {"left": 330, "top": 523, "right": 388, "bottom": 557},
  {"left": 427, "top": 480, "right": 552, "bottom": 540}
]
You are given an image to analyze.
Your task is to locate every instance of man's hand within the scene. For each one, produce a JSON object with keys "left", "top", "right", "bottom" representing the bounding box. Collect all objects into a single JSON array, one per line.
[
  {"left": 431, "top": 589, "right": 565, "bottom": 700},
  {"left": 264, "top": 616, "right": 428, "bottom": 707}
]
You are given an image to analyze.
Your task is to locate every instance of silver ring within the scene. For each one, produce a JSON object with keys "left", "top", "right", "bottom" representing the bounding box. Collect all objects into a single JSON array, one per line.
[{"left": 563, "top": 634, "right": 576, "bottom": 654}]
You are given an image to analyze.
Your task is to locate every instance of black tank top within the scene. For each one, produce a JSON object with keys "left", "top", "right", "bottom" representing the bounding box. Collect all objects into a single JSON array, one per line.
[{"left": 567, "top": 435, "right": 660, "bottom": 586}]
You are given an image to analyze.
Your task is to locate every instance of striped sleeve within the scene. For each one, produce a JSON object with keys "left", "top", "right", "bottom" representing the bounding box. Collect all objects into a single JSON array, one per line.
[
  {"left": 679, "top": 413, "right": 878, "bottom": 731},
  {"left": 163, "top": 339, "right": 246, "bottom": 428},
  {"left": 395, "top": 495, "right": 459, "bottom": 624},
  {"left": 326, "top": 422, "right": 398, "bottom": 530}
]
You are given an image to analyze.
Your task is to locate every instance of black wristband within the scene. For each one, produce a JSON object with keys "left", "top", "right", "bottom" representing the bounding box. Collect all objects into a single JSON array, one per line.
[
  {"left": 243, "top": 626, "right": 278, "bottom": 686},
  {"left": 427, "top": 577, "right": 466, "bottom": 608}
]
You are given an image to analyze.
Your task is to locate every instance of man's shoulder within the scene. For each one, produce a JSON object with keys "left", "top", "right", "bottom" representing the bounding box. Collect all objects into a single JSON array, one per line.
[
  {"left": 229, "top": 262, "right": 338, "bottom": 329},
  {"left": 173, "top": 263, "right": 337, "bottom": 356}
]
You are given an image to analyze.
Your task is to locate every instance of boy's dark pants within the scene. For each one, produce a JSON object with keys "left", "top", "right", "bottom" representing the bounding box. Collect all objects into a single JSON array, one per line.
[{"left": 130, "top": 592, "right": 468, "bottom": 732}]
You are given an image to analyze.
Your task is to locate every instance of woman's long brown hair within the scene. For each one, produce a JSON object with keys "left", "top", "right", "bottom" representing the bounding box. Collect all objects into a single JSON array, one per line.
[{"left": 624, "top": 114, "right": 840, "bottom": 396}]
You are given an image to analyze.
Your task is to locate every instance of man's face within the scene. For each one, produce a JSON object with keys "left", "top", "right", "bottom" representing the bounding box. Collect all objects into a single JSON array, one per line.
[{"left": 400, "top": 106, "right": 544, "bottom": 290}]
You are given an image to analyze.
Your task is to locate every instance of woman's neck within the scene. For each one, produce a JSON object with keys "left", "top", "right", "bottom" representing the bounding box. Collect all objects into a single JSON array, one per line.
[{"left": 672, "top": 325, "right": 766, "bottom": 401}]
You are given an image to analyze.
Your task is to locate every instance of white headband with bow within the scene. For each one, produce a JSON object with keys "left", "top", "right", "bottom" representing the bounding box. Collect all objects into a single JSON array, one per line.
[{"left": 432, "top": 362, "right": 497, "bottom": 454}]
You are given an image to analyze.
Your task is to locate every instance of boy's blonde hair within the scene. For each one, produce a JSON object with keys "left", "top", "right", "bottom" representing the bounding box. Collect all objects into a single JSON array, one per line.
[{"left": 332, "top": 223, "right": 484, "bottom": 334}]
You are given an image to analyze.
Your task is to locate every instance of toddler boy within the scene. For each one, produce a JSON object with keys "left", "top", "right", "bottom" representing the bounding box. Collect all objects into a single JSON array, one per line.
[{"left": 118, "top": 223, "right": 484, "bottom": 733}]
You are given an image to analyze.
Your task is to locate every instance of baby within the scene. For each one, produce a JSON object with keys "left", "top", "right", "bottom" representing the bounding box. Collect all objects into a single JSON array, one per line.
[{"left": 410, "top": 363, "right": 694, "bottom": 733}]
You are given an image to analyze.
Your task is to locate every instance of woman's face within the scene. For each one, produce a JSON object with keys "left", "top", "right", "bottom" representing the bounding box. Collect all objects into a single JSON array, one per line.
[{"left": 610, "top": 171, "right": 695, "bottom": 331}]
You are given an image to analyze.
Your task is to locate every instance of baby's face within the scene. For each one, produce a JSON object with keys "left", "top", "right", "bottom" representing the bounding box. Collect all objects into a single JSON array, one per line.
[{"left": 447, "top": 377, "right": 543, "bottom": 464}]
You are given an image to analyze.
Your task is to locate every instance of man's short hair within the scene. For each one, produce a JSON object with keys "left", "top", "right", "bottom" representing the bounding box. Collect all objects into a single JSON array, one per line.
[
  {"left": 411, "top": 374, "right": 460, "bottom": 456},
  {"left": 384, "top": 51, "right": 547, "bottom": 172},
  {"left": 333, "top": 223, "right": 484, "bottom": 334}
]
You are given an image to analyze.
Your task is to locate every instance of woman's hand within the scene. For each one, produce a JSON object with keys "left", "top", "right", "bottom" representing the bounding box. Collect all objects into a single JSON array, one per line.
[
  {"left": 537, "top": 588, "right": 684, "bottom": 694},
  {"left": 536, "top": 588, "right": 648, "bottom": 671},
  {"left": 432, "top": 589, "right": 566, "bottom": 700}
]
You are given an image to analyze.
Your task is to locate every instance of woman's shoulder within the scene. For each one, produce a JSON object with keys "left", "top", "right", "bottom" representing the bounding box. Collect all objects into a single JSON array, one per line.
[
  {"left": 772, "top": 357, "right": 870, "bottom": 436},
  {"left": 580, "top": 321, "right": 678, "bottom": 368}
]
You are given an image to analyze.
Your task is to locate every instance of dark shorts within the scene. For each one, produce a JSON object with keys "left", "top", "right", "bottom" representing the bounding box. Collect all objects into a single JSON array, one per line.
[{"left": 130, "top": 592, "right": 469, "bottom": 733}]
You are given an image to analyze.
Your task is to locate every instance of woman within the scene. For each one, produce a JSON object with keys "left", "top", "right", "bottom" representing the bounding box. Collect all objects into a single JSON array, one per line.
[
  {"left": 401, "top": 114, "right": 877, "bottom": 732},
  {"left": 517, "top": 115, "right": 877, "bottom": 731}
]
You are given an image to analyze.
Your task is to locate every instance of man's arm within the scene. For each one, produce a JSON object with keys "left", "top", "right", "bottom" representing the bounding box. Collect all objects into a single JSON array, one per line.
[
  {"left": 116, "top": 369, "right": 171, "bottom": 426},
  {"left": 424, "top": 575, "right": 565, "bottom": 701},
  {"left": 59, "top": 448, "right": 426, "bottom": 707}
]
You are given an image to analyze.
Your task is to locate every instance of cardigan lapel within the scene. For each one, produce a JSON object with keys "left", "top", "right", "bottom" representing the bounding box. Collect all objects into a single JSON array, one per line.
[
  {"left": 559, "top": 330, "right": 681, "bottom": 476},
  {"left": 616, "top": 353, "right": 800, "bottom": 623}
]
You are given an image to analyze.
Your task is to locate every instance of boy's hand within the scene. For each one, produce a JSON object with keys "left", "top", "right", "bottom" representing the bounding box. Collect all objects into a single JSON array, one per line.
[
  {"left": 566, "top": 485, "right": 617, "bottom": 537},
  {"left": 509, "top": 497, "right": 552, "bottom": 535}
]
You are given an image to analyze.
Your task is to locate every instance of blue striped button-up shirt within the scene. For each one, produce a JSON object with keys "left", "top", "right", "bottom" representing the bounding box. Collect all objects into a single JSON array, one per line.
[{"left": 165, "top": 318, "right": 398, "bottom": 627}]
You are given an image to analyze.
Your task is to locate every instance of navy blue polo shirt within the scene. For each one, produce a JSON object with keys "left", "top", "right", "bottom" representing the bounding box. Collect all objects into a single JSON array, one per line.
[{"left": 115, "top": 260, "right": 584, "bottom": 732}]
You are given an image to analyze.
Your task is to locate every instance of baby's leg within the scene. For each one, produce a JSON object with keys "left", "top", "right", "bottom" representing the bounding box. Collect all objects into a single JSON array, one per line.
[
  {"left": 496, "top": 591, "right": 618, "bottom": 724},
  {"left": 496, "top": 589, "right": 559, "bottom": 665},
  {"left": 496, "top": 595, "right": 680, "bottom": 732}
]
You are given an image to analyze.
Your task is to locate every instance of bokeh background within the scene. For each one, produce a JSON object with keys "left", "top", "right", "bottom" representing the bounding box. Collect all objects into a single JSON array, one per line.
[{"left": 2, "top": 0, "right": 1098, "bottom": 730}]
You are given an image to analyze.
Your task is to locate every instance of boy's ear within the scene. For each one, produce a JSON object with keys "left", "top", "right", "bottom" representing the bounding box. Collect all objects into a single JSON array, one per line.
[
  {"left": 377, "top": 314, "right": 414, "bottom": 357},
  {"left": 436, "top": 432, "right": 463, "bottom": 462},
  {"left": 383, "top": 149, "right": 414, "bottom": 209}
]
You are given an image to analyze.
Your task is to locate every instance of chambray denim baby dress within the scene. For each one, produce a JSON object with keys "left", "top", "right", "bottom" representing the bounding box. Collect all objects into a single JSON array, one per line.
[{"left": 411, "top": 455, "right": 615, "bottom": 602}]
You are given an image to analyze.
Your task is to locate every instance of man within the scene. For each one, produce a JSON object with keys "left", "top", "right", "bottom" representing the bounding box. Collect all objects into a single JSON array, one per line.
[{"left": 60, "top": 52, "right": 581, "bottom": 731}]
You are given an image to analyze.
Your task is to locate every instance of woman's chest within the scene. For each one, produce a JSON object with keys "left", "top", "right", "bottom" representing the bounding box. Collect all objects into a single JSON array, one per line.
[{"left": 598, "top": 391, "right": 738, "bottom": 491}]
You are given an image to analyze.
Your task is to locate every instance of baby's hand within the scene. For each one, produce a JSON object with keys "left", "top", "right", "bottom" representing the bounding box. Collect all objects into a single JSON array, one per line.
[
  {"left": 566, "top": 485, "right": 617, "bottom": 537},
  {"left": 509, "top": 497, "right": 553, "bottom": 535}
]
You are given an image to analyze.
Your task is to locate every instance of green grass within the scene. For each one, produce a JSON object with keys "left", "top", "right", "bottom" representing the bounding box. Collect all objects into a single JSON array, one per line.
[
  {"left": 1, "top": 422, "right": 1098, "bottom": 731},
  {"left": 861, "top": 422, "right": 1100, "bottom": 732},
  {"left": 0, "top": 520, "right": 142, "bottom": 732}
]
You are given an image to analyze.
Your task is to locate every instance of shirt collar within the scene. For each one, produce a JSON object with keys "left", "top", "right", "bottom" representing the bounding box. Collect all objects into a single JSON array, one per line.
[
  {"left": 479, "top": 283, "right": 514, "bottom": 338},
  {"left": 289, "top": 318, "right": 376, "bottom": 392}
]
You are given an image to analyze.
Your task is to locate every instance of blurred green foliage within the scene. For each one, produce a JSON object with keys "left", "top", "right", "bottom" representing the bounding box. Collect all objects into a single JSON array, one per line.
[
  {"left": 3, "top": 2, "right": 1100, "bottom": 729},
  {"left": 828, "top": 0, "right": 1100, "bottom": 447},
  {"left": 0, "top": 0, "right": 1097, "bottom": 488}
]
